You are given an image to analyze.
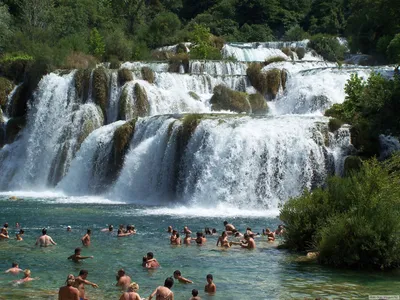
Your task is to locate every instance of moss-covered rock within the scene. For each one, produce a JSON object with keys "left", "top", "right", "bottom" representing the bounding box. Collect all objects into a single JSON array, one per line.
[
  {"left": 110, "top": 118, "right": 137, "bottom": 180},
  {"left": 249, "top": 93, "right": 268, "bottom": 115},
  {"left": 118, "top": 86, "right": 132, "bottom": 120},
  {"left": 0, "top": 59, "right": 31, "bottom": 83},
  {"left": 5, "top": 117, "right": 26, "bottom": 144},
  {"left": 210, "top": 85, "right": 251, "bottom": 113},
  {"left": 74, "top": 69, "right": 92, "bottom": 102},
  {"left": 0, "top": 77, "right": 14, "bottom": 109},
  {"left": 264, "top": 56, "right": 286, "bottom": 66},
  {"left": 77, "top": 119, "right": 96, "bottom": 149},
  {"left": 188, "top": 91, "right": 201, "bottom": 101},
  {"left": 168, "top": 53, "right": 189, "bottom": 73},
  {"left": 92, "top": 67, "right": 108, "bottom": 122},
  {"left": 118, "top": 68, "right": 133, "bottom": 86},
  {"left": 281, "top": 47, "right": 294, "bottom": 60},
  {"left": 134, "top": 83, "right": 150, "bottom": 117},
  {"left": 141, "top": 67, "right": 155, "bottom": 83},
  {"left": 247, "top": 63, "right": 268, "bottom": 95},
  {"left": 177, "top": 114, "right": 203, "bottom": 152},
  {"left": 266, "top": 68, "right": 282, "bottom": 99},
  {"left": 296, "top": 47, "right": 306, "bottom": 60},
  {"left": 328, "top": 118, "right": 344, "bottom": 132},
  {"left": 344, "top": 155, "right": 362, "bottom": 176},
  {"left": 281, "top": 69, "right": 288, "bottom": 91},
  {"left": 10, "top": 83, "right": 29, "bottom": 118}
]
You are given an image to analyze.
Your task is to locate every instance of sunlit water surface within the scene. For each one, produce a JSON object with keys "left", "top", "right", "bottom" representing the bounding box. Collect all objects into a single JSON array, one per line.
[{"left": 0, "top": 194, "right": 399, "bottom": 299}]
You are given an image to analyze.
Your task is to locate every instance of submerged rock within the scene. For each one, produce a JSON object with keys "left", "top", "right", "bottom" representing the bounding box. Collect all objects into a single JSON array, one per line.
[
  {"left": 210, "top": 85, "right": 250, "bottom": 113},
  {"left": 188, "top": 91, "right": 200, "bottom": 101},
  {"left": 5, "top": 117, "right": 26, "bottom": 144}
]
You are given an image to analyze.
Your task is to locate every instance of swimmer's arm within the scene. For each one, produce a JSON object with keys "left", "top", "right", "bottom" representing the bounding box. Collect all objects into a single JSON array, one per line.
[
  {"left": 81, "top": 279, "right": 98, "bottom": 288},
  {"left": 181, "top": 277, "right": 193, "bottom": 283},
  {"left": 4, "top": 268, "right": 11, "bottom": 273},
  {"left": 216, "top": 239, "right": 220, "bottom": 246},
  {"left": 149, "top": 287, "right": 158, "bottom": 299},
  {"left": 77, "top": 255, "right": 93, "bottom": 260},
  {"left": 50, "top": 238, "right": 57, "bottom": 245}
]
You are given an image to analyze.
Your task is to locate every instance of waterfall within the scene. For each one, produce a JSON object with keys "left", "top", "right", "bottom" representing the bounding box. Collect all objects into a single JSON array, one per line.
[{"left": 1, "top": 43, "right": 381, "bottom": 210}]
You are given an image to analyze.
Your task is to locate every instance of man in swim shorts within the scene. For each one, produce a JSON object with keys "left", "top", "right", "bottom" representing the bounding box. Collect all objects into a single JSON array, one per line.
[
  {"left": 81, "top": 229, "right": 91, "bottom": 246},
  {"left": 35, "top": 228, "right": 57, "bottom": 247},
  {"left": 116, "top": 269, "right": 131, "bottom": 290},
  {"left": 5, "top": 262, "right": 23, "bottom": 274},
  {"left": 204, "top": 274, "right": 216, "bottom": 294},
  {"left": 73, "top": 270, "right": 98, "bottom": 300},
  {"left": 68, "top": 248, "right": 94, "bottom": 262},
  {"left": 173, "top": 270, "right": 193, "bottom": 283}
]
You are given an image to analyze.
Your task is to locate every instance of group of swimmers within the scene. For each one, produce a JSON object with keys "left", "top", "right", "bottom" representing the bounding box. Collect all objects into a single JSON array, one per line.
[{"left": 2, "top": 220, "right": 284, "bottom": 299}]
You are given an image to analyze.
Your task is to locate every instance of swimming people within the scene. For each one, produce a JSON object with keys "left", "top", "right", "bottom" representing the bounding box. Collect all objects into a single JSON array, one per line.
[
  {"left": 263, "top": 228, "right": 276, "bottom": 241},
  {"left": 81, "top": 229, "right": 91, "bottom": 246},
  {"left": 15, "top": 233, "right": 23, "bottom": 241},
  {"left": 101, "top": 224, "right": 113, "bottom": 232},
  {"left": 58, "top": 274, "right": 79, "bottom": 300},
  {"left": 116, "top": 269, "right": 131, "bottom": 290},
  {"left": 183, "top": 226, "right": 192, "bottom": 234},
  {"left": 240, "top": 234, "right": 256, "bottom": 249},
  {"left": 184, "top": 232, "right": 192, "bottom": 245},
  {"left": 14, "top": 269, "right": 38, "bottom": 283},
  {"left": 275, "top": 225, "right": 285, "bottom": 235},
  {"left": 216, "top": 231, "right": 230, "bottom": 248},
  {"left": 149, "top": 277, "right": 174, "bottom": 300},
  {"left": 68, "top": 248, "right": 94, "bottom": 262},
  {"left": 167, "top": 226, "right": 173, "bottom": 233},
  {"left": 144, "top": 252, "right": 160, "bottom": 269},
  {"left": 173, "top": 270, "right": 193, "bottom": 283},
  {"left": 117, "top": 229, "right": 133, "bottom": 237},
  {"left": 73, "top": 270, "right": 98, "bottom": 300},
  {"left": 194, "top": 232, "right": 206, "bottom": 245},
  {"left": 204, "top": 274, "right": 216, "bottom": 294},
  {"left": 0, "top": 228, "right": 9, "bottom": 240},
  {"left": 120, "top": 282, "right": 141, "bottom": 300},
  {"left": 170, "top": 230, "right": 178, "bottom": 244},
  {"left": 190, "top": 289, "right": 201, "bottom": 300},
  {"left": 67, "top": 226, "right": 72, "bottom": 232},
  {"left": 223, "top": 221, "right": 236, "bottom": 235},
  {"left": 35, "top": 228, "right": 56, "bottom": 247},
  {"left": 5, "top": 262, "right": 23, "bottom": 274}
]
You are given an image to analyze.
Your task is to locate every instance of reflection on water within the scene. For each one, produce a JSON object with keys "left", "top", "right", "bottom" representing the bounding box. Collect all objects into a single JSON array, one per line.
[{"left": 0, "top": 196, "right": 400, "bottom": 299}]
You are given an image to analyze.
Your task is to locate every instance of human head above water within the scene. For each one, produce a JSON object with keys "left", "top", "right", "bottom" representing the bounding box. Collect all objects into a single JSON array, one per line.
[
  {"left": 206, "top": 274, "right": 213, "bottom": 282},
  {"left": 173, "top": 270, "right": 181, "bottom": 278},
  {"left": 164, "top": 277, "right": 174, "bottom": 288},
  {"left": 74, "top": 247, "right": 81, "bottom": 254},
  {"left": 192, "top": 289, "right": 199, "bottom": 296},
  {"left": 147, "top": 252, "right": 154, "bottom": 259},
  {"left": 42, "top": 228, "right": 47, "bottom": 235}
]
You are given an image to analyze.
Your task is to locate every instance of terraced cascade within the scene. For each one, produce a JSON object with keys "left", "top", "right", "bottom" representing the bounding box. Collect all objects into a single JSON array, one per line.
[{"left": 0, "top": 41, "right": 394, "bottom": 210}]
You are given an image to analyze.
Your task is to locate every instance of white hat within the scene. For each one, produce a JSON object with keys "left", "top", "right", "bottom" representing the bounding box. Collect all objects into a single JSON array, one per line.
[{"left": 67, "top": 226, "right": 71, "bottom": 229}]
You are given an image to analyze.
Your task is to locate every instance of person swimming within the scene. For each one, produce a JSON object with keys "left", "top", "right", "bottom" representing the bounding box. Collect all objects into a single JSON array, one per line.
[{"left": 216, "top": 231, "right": 230, "bottom": 248}]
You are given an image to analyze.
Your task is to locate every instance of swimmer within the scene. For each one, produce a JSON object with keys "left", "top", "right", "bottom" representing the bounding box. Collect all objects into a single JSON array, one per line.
[
  {"left": 223, "top": 221, "right": 236, "bottom": 232},
  {"left": 16, "top": 233, "right": 23, "bottom": 241},
  {"left": 35, "top": 228, "right": 56, "bottom": 247},
  {"left": 120, "top": 282, "right": 141, "bottom": 300},
  {"left": 117, "top": 229, "right": 133, "bottom": 237},
  {"left": 183, "top": 226, "right": 192, "bottom": 234},
  {"left": 167, "top": 226, "right": 173, "bottom": 233},
  {"left": 184, "top": 232, "right": 192, "bottom": 245},
  {"left": 240, "top": 234, "right": 256, "bottom": 249},
  {"left": 126, "top": 225, "right": 136, "bottom": 234},
  {"left": 149, "top": 277, "right": 174, "bottom": 300},
  {"left": 234, "top": 231, "right": 244, "bottom": 238},
  {"left": 190, "top": 289, "right": 201, "bottom": 300},
  {"left": 144, "top": 252, "right": 160, "bottom": 269},
  {"left": 19, "top": 229, "right": 25, "bottom": 237},
  {"left": 194, "top": 232, "right": 206, "bottom": 245},
  {"left": 170, "top": 230, "right": 177, "bottom": 244},
  {"left": 68, "top": 247, "right": 94, "bottom": 262},
  {"left": 116, "top": 269, "right": 131, "bottom": 290},
  {"left": 211, "top": 228, "right": 217, "bottom": 235},
  {"left": 204, "top": 274, "right": 216, "bottom": 294},
  {"left": 204, "top": 227, "right": 212, "bottom": 235},
  {"left": 81, "top": 229, "right": 91, "bottom": 246},
  {"left": 172, "top": 233, "right": 181, "bottom": 245},
  {"left": 14, "top": 269, "right": 38, "bottom": 283},
  {"left": 5, "top": 262, "right": 23, "bottom": 274},
  {"left": 58, "top": 274, "right": 79, "bottom": 300},
  {"left": 263, "top": 228, "right": 275, "bottom": 241},
  {"left": 73, "top": 270, "right": 98, "bottom": 300},
  {"left": 0, "top": 228, "right": 9, "bottom": 240},
  {"left": 15, "top": 222, "right": 20, "bottom": 228},
  {"left": 275, "top": 225, "right": 285, "bottom": 235},
  {"left": 67, "top": 226, "right": 72, "bottom": 232},
  {"left": 173, "top": 270, "right": 193, "bottom": 283},
  {"left": 101, "top": 224, "right": 113, "bottom": 232},
  {"left": 216, "top": 231, "right": 230, "bottom": 248}
]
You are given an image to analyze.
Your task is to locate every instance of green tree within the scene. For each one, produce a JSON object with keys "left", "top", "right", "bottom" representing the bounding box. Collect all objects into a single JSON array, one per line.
[
  {"left": 387, "top": 34, "right": 400, "bottom": 63},
  {"left": 89, "top": 28, "right": 105, "bottom": 59},
  {"left": 147, "top": 11, "right": 181, "bottom": 47},
  {"left": 189, "top": 24, "right": 211, "bottom": 59},
  {"left": 0, "top": 3, "right": 12, "bottom": 53}
]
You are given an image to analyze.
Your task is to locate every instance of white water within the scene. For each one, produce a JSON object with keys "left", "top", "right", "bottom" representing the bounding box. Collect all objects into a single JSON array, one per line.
[{"left": 1, "top": 40, "right": 386, "bottom": 212}]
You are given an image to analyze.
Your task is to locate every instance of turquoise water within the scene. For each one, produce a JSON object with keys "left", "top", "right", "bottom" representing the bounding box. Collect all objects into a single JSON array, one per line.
[{"left": 1, "top": 195, "right": 400, "bottom": 299}]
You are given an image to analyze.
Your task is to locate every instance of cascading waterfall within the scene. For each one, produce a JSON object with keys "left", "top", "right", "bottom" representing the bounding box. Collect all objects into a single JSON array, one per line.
[{"left": 1, "top": 40, "right": 381, "bottom": 210}]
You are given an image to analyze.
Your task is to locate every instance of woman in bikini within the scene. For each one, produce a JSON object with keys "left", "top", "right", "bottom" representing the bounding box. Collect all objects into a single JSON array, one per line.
[{"left": 149, "top": 277, "right": 174, "bottom": 300}]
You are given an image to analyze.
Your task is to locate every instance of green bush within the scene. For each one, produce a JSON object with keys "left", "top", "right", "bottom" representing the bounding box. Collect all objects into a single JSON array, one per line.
[
  {"left": 210, "top": 85, "right": 250, "bottom": 113},
  {"left": 295, "top": 47, "right": 306, "bottom": 60},
  {"left": 249, "top": 93, "right": 268, "bottom": 114},
  {"left": 264, "top": 56, "right": 286, "bottom": 66},
  {"left": 104, "top": 29, "right": 133, "bottom": 61},
  {"left": 280, "top": 154, "right": 400, "bottom": 269},
  {"left": 283, "top": 25, "right": 309, "bottom": 41},
  {"left": 328, "top": 118, "right": 344, "bottom": 132},
  {"left": 387, "top": 34, "right": 400, "bottom": 64},
  {"left": 309, "top": 34, "right": 346, "bottom": 62}
]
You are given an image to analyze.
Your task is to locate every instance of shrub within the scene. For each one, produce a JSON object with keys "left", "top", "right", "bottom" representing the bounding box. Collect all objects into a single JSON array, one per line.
[
  {"left": 343, "top": 156, "right": 362, "bottom": 176},
  {"left": 309, "top": 34, "right": 346, "bottom": 62},
  {"left": 210, "top": 85, "right": 250, "bottom": 113},
  {"left": 280, "top": 154, "right": 400, "bottom": 269},
  {"left": 247, "top": 63, "right": 267, "bottom": 95},
  {"left": 63, "top": 52, "right": 97, "bottom": 69},
  {"left": 387, "top": 34, "right": 400, "bottom": 63},
  {"left": 109, "top": 56, "right": 121, "bottom": 69},
  {"left": 89, "top": 28, "right": 105, "bottom": 59},
  {"left": 296, "top": 47, "right": 306, "bottom": 60},
  {"left": 283, "top": 25, "right": 309, "bottom": 41},
  {"left": 328, "top": 118, "right": 344, "bottom": 132},
  {"left": 281, "top": 47, "right": 294, "bottom": 60},
  {"left": 104, "top": 29, "right": 133, "bottom": 61}
]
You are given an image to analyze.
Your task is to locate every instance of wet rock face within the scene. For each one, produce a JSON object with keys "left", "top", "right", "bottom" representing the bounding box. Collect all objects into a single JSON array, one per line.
[
  {"left": 0, "top": 77, "right": 14, "bottom": 109},
  {"left": 93, "top": 67, "right": 109, "bottom": 123},
  {"left": 141, "top": 67, "right": 155, "bottom": 83},
  {"left": 118, "top": 68, "right": 133, "bottom": 86},
  {"left": 249, "top": 93, "right": 268, "bottom": 115},
  {"left": 134, "top": 83, "right": 150, "bottom": 117},
  {"left": 210, "top": 85, "right": 251, "bottom": 113},
  {"left": 5, "top": 117, "right": 26, "bottom": 144}
]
